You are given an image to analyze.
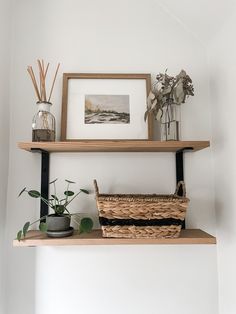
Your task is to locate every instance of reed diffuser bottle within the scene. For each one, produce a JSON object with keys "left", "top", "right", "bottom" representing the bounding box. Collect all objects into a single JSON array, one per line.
[
  {"left": 27, "top": 59, "right": 60, "bottom": 142},
  {"left": 32, "top": 101, "right": 55, "bottom": 141}
]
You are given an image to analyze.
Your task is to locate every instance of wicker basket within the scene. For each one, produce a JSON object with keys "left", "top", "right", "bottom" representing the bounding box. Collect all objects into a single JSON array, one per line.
[{"left": 94, "top": 180, "right": 190, "bottom": 239}]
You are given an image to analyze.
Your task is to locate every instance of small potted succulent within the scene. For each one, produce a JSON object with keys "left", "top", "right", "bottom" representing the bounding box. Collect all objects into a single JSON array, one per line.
[
  {"left": 145, "top": 69, "right": 194, "bottom": 141},
  {"left": 17, "top": 179, "right": 93, "bottom": 240}
]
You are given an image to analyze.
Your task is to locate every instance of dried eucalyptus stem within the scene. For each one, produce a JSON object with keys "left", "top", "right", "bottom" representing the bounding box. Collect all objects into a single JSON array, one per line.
[{"left": 144, "top": 69, "right": 194, "bottom": 121}]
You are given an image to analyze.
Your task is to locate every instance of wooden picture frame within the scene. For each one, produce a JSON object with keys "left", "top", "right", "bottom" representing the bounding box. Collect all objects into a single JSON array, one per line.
[{"left": 61, "top": 73, "right": 153, "bottom": 141}]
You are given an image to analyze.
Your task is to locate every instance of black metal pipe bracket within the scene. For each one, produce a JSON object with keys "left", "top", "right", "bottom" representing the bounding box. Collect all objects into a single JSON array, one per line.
[
  {"left": 175, "top": 147, "right": 193, "bottom": 229},
  {"left": 31, "top": 148, "right": 49, "bottom": 218}
]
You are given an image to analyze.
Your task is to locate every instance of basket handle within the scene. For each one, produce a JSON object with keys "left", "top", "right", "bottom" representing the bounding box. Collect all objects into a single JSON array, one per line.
[
  {"left": 174, "top": 181, "right": 186, "bottom": 197},
  {"left": 93, "top": 179, "right": 99, "bottom": 196}
]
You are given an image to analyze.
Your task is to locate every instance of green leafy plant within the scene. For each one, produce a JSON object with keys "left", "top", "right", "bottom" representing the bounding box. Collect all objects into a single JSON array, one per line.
[
  {"left": 144, "top": 69, "right": 194, "bottom": 121},
  {"left": 17, "top": 179, "right": 93, "bottom": 241}
]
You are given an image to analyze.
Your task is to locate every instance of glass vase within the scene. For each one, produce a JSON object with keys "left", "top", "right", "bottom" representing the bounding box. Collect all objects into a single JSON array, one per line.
[
  {"left": 32, "top": 101, "right": 56, "bottom": 142},
  {"left": 160, "top": 103, "right": 180, "bottom": 141}
]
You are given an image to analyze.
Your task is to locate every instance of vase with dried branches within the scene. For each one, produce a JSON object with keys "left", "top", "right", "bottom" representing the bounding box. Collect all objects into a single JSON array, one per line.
[
  {"left": 144, "top": 70, "right": 194, "bottom": 141},
  {"left": 28, "top": 60, "right": 60, "bottom": 141}
]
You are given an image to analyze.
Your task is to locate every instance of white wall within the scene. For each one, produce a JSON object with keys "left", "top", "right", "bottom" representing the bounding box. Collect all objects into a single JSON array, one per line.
[
  {"left": 5, "top": 0, "right": 218, "bottom": 313},
  {"left": 36, "top": 246, "right": 218, "bottom": 314},
  {"left": 0, "top": 0, "right": 11, "bottom": 313},
  {"left": 208, "top": 8, "right": 236, "bottom": 314}
]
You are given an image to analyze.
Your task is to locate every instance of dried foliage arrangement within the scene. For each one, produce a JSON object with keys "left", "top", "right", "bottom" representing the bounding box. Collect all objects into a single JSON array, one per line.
[
  {"left": 144, "top": 69, "right": 194, "bottom": 121},
  {"left": 27, "top": 59, "right": 60, "bottom": 103}
]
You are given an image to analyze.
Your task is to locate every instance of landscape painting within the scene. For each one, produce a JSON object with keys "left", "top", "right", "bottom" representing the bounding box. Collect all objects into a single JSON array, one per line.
[{"left": 84, "top": 95, "right": 130, "bottom": 124}]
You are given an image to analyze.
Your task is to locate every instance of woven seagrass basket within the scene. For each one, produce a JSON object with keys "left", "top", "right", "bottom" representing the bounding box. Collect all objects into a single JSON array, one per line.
[{"left": 94, "top": 180, "right": 190, "bottom": 239}]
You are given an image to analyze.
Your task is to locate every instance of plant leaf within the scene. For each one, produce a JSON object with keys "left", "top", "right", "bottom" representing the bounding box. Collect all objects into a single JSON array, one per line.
[
  {"left": 150, "top": 99, "right": 157, "bottom": 109},
  {"left": 39, "top": 222, "right": 47, "bottom": 232},
  {"left": 49, "top": 178, "right": 58, "bottom": 185},
  {"left": 23, "top": 221, "right": 30, "bottom": 237},
  {"left": 17, "top": 230, "right": 22, "bottom": 241},
  {"left": 144, "top": 110, "right": 149, "bottom": 122},
  {"left": 162, "top": 86, "right": 171, "bottom": 95},
  {"left": 156, "top": 109, "right": 162, "bottom": 121},
  {"left": 174, "top": 81, "right": 185, "bottom": 104},
  {"left": 51, "top": 194, "right": 59, "bottom": 201},
  {"left": 147, "top": 92, "right": 155, "bottom": 108},
  {"left": 64, "top": 191, "right": 74, "bottom": 196},
  {"left": 80, "top": 189, "right": 89, "bottom": 194},
  {"left": 65, "top": 179, "right": 75, "bottom": 184},
  {"left": 18, "top": 187, "right": 26, "bottom": 197},
  {"left": 80, "top": 218, "right": 93, "bottom": 233},
  {"left": 28, "top": 190, "right": 41, "bottom": 198},
  {"left": 53, "top": 205, "right": 65, "bottom": 215}
]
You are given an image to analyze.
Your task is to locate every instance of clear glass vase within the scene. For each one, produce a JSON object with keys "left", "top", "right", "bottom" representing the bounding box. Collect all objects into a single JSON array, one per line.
[
  {"left": 32, "top": 101, "right": 56, "bottom": 142},
  {"left": 160, "top": 103, "right": 180, "bottom": 141}
]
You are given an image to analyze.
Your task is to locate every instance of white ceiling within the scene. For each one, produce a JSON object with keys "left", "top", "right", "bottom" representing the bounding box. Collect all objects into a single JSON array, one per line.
[{"left": 157, "top": 0, "right": 236, "bottom": 44}]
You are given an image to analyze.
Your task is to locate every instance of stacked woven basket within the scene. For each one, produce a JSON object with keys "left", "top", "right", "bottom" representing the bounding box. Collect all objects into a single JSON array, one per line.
[{"left": 94, "top": 180, "right": 190, "bottom": 239}]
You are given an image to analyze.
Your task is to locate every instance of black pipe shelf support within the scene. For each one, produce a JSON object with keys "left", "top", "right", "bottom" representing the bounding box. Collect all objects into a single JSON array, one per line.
[
  {"left": 31, "top": 148, "right": 49, "bottom": 219},
  {"left": 175, "top": 147, "right": 193, "bottom": 229}
]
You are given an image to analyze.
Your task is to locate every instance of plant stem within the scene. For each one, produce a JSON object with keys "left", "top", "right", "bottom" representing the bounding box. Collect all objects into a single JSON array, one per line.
[
  {"left": 64, "top": 191, "right": 81, "bottom": 207},
  {"left": 24, "top": 189, "right": 53, "bottom": 208},
  {"left": 29, "top": 215, "right": 48, "bottom": 227},
  {"left": 64, "top": 207, "right": 71, "bottom": 216},
  {"left": 65, "top": 182, "right": 70, "bottom": 204},
  {"left": 40, "top": 195, "right": 53, "bottom": 208},
  {"left": 53, "top": 181, "right": 59, "bottom": 207},
  {"left": 59, "top": 198, "right": 66, "bottom": 204},
  {"left": 70, "top": 216, "right": 81, "bottom": 229}
]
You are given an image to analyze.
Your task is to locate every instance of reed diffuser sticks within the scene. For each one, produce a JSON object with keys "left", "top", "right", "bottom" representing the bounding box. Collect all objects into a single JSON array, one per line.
[{"left": 27, "top": 59, "right": 60, "bottom": 103}]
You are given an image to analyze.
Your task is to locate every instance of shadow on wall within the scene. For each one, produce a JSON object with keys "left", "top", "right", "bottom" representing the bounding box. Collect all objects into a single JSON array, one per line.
[
  {"left": 7, "top": 248, "right": 37, "bottom": 314},
  {"left": 7, "top": 244, "right": 36, "bottom": 314}
]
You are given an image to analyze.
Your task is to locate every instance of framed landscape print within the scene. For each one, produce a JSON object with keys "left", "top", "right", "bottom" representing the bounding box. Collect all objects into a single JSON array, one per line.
[{"left": 61, "top": 73, "right": 152, "bottom": 140}]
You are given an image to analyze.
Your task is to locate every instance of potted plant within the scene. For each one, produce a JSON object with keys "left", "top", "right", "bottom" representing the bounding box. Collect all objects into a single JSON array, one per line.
[
  {"left": 17, "top": 179, "right": 93, "bottom": 240},
  {"left": 144, "top": 69, "right": 194, "bottom": 141}
]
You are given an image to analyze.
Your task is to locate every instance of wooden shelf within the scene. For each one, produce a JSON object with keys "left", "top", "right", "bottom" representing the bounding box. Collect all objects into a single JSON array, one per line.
[
  {"left": 13, "top": 229, "right": 216, "bottom": 247},
  {"left": 18, "top": 140, "right": 210, "bottom": 153}
]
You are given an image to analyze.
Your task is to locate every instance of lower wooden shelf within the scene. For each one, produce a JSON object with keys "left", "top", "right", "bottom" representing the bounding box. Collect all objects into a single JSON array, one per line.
[{"left": 13, "top": 229, "right": 216, "bottom": 246}]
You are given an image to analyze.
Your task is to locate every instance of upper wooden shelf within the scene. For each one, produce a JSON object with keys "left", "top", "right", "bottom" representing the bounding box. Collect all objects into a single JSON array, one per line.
[
  {"left": 18, "top": 140, "right": 210, "bottom": 153},
  {"left": 13, "top": 229, "right": 216, "bottom": 247}
]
